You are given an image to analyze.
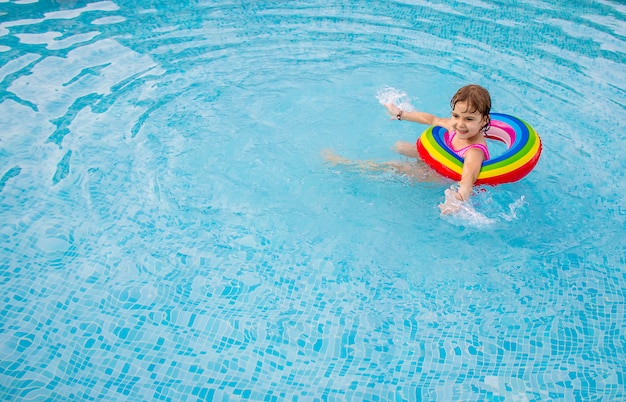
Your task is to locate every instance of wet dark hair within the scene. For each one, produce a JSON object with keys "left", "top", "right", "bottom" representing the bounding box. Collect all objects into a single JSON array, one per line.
[{"left": 450, "top": 84, "right": 491, "bottom": 130}]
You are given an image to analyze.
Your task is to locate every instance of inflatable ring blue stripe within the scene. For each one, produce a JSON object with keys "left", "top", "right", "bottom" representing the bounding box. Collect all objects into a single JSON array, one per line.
[
  {"left": 487, "top": 113, "right": 529, "bottom": 165},
  {"left": 432, "top": 126, "right": 462, "bottom": 163}
]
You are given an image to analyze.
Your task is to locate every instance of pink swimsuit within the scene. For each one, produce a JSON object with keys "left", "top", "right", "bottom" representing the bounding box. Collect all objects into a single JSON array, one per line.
[{"left": 444, "top": 131, "right": 491, "bottom": 160}]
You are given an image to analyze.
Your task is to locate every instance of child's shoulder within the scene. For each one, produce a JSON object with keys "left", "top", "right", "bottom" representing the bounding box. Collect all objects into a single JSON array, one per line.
[{"left": 434, "top": 116, "right": 453, "bottom": 131}]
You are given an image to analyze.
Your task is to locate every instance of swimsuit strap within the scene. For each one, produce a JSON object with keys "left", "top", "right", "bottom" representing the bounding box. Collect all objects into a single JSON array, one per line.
[
  {"left": 458, "top": 144, "right": 490, "bottom": 160},
  {"left": 444, "top": 130, "right": 455, "bottom": 147},
  {"left": 445, "top": 131, "right": 491, "bottom": 160}
]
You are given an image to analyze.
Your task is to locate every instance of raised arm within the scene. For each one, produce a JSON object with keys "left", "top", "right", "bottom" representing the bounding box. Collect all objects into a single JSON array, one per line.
[{"left": 384, "top": 103, "right": 451, "bottom": 130}]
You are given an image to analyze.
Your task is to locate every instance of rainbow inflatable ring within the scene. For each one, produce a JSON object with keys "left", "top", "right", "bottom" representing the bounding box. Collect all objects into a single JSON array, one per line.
[{"left": 416, "top": 113, "right": 542, "bottom": 185}]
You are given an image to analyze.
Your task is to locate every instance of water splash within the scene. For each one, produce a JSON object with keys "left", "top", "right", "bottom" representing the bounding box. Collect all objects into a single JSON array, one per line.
[
  {"left": 439, "top": 187, "right": 496, "bottom": 227},
  {"left": 376, "top": 85, "right": 415, "bottom": 112},
  {"left": 499, "top": 195, "right": 526, "bottom": 221},
  {"left": 440, "top": 186, "right": 528, "bottom": 227}
]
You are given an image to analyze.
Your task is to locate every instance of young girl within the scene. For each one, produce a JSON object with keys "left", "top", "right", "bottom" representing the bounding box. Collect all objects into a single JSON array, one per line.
[{"left": 323, "top": 84, "right": 492, "bottom": 212}]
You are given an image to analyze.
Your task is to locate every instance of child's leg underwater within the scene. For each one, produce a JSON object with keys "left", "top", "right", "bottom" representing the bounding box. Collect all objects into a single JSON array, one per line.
[
  {"left": 322, "top": 149, "right": 440, "bottom": 182},
  {"left": 394, "top": 141, "right": 419, "bottom": 159}
]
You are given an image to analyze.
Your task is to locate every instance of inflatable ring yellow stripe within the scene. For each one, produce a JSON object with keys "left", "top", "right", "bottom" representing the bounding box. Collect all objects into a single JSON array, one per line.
[
  {"left": 477, "top": 133, "right": 540, "bottom": 179},
  {"left": 479, "top": 123, "right": 538, "bottom": 174}
]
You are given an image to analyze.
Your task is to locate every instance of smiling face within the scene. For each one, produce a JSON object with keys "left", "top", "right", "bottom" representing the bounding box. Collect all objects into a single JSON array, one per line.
[{"left": 450, "top": 101, "right": 489, "bottom": 140}]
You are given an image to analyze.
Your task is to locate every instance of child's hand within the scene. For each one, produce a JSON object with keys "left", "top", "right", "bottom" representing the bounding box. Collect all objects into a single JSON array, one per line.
[
  {"left": 456, "top": 186, "right": 471, "bottom": 202},
  {"left": 438, "top": 187, "right": 465, "bottom": 215},
  {"left": 384, "top": 103, "right": 401, "bottom": 119}
]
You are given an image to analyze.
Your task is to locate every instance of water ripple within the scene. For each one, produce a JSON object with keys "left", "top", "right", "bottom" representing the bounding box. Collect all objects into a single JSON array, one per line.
[{"left": 1, "top": 0, "right": 625, "bottom": 400}]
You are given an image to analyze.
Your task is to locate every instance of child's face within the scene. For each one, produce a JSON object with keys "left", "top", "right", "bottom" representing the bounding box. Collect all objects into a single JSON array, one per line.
[{"left": 451, "top": 101, "right": 488, "bottom": 139}]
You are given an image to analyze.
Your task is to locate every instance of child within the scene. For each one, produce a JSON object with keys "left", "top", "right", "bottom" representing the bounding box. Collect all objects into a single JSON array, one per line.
[{"left": 323, "top": 84, "right": 492, "bottom": 213}]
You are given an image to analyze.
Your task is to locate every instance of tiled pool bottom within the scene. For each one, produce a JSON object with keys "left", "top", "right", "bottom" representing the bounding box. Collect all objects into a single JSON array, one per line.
[
  {"left": 2, "top": 237, "right": 623, "bottom": 400},
  {"left": 1, "top": 0, "right": 625, "bottom": 400}
]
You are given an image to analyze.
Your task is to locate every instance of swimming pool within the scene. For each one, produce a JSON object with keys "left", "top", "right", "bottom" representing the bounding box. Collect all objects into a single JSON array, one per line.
[{"left": 1, "top": 0, "right": 624, "bottom": 400}]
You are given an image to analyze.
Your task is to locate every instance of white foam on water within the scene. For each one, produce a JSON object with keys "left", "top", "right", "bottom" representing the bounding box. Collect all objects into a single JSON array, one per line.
[{"left": 376, "top": 85, "right": 416, "bottom": 112}]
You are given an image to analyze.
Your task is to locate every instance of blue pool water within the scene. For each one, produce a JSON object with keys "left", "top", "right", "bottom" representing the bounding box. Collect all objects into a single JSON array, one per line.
[{"left": 1, "top": 0, "right": 625, "bottom": 400}]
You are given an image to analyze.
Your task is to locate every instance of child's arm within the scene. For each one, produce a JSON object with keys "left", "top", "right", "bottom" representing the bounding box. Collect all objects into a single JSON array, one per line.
[
  {"left": 439, "top": 148, "right": 485, "bottom": 214},
  {"left": 456, "top": 148, "right": 485, "bottom": 201},
  {"left": 384, "top": 103, "right": 451, "bottom": 129}
]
